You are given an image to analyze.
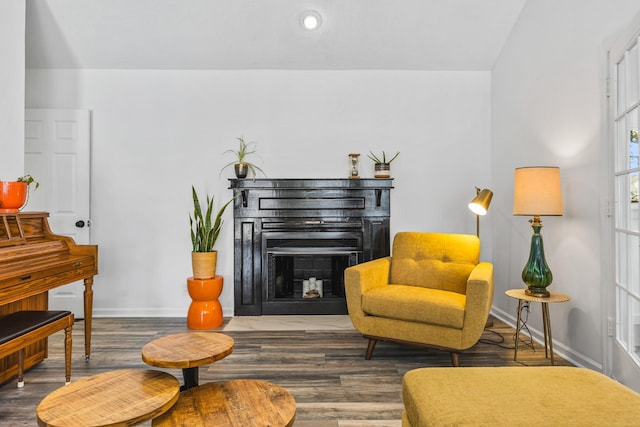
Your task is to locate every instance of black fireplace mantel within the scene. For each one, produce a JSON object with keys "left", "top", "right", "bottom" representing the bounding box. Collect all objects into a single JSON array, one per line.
[{"left": 229, "top": 178, "right": 393, "bottom": 316}]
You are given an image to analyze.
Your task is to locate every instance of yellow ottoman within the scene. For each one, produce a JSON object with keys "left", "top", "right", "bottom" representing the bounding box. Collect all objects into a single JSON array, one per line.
[{"left": 402, "top": 367, "right": 640, "bottom": 426}]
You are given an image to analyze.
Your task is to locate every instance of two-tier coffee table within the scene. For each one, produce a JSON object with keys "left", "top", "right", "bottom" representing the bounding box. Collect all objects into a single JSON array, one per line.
[
  {"left": 36, "top": 369, "right": 180, "bottom": 427},
  {"left": 152, "top": 379, "right": 296, "bottom": 427},
  {"left": 141, "top": 331, "right": 234, "bottom": 390}
]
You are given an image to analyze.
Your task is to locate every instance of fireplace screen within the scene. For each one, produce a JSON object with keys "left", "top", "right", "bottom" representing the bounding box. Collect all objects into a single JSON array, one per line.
[
  {"left": 267, "top": 251, "right": 358, "bottom": 301},
  {"left": 263, "top": 232, "right": 361, "bottom": 309}
]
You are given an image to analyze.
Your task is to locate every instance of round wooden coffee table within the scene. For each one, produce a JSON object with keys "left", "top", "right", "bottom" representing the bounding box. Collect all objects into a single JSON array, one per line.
[
  {"left": 152, "top": 379, "right": 296, "bottom": 427},
  {"left": 141, "top": 331, "right": 234, "bottom": 390},
  {"left": 36, "top": 369, "right": 180, "bottom": 427}
]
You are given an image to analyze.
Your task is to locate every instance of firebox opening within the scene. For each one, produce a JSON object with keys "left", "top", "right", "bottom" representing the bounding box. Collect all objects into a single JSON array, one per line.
[{"left": 269, "top": 252, "right": 356, "bottom": 301}]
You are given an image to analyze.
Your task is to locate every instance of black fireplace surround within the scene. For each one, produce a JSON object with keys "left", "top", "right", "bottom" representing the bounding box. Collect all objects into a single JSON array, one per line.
[{"left": 230, "top": 178, "right": 393, "bottom": 315}]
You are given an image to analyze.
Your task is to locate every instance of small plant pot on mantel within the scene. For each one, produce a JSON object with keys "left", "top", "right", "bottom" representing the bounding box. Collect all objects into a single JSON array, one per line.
[
  {"left": 374, "top": 163, "right": 391, "bottom": 178},
  {"left": 191, "top": 251, "right": 218, "bottom": 279},
  {"left": 234, "top": 163, "right": 249, "bottom": 179}
]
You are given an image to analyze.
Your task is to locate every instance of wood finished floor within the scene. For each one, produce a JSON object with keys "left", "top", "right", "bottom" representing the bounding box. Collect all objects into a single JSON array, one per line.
[{"left": 0, "top": 316, "right": 571, "bottom": 427}]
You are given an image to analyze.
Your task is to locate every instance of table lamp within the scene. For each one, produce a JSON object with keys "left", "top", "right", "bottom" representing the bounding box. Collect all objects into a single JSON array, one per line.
[
  {"left": 513, "top": 167, "right": 563, "bottom": 297},
  {"left": 468, "top": 187, "right": 493, "bottom": 237}
]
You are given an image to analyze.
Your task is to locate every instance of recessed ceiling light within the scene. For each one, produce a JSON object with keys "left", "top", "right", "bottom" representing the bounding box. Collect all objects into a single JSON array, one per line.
[{"left": 301, "top": 10, "right": 322, "bottom": 30}]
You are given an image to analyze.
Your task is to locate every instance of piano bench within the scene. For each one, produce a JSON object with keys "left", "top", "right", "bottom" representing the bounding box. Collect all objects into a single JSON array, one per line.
[{"left": 0, "top": 310, "right": 74, "bottom": 388}]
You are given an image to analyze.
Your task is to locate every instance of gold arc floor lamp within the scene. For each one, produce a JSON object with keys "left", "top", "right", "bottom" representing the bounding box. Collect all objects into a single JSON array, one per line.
[
  {"left": 469, "top": 187, "right": 493, "bottom": 237},
  {"left": 469, "top": 187, "right": 493, "bottom": 328},
  {"left": 513, "top": 166, "right": 564, "bottom": 297}
]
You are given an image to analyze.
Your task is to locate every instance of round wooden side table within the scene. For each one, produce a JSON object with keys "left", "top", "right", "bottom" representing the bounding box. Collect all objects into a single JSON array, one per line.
[
  {"left": 141, "top": 331, "right": 234, "bottom": 390},
  {"left": 506, "top": 288, "right": 570, "bottom": 365},
  {"left": 152, "top": 379, "right": 296, "bottom": 427},
  {"left": 187, "top": 276, "right": 224, "bottom": 329},
  {"left": 36, "top": 369, "right": 180, "bottom": 427}
]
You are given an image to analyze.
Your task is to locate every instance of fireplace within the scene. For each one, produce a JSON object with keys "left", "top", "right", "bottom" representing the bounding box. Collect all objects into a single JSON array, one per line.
[{"left": 230, "top": 178, "right": 393, "bottom": 315}]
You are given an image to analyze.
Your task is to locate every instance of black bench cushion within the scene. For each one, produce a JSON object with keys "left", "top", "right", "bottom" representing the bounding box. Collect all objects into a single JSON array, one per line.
[{"left": 0, "top": 311, "right": 72, "bottom": 345}]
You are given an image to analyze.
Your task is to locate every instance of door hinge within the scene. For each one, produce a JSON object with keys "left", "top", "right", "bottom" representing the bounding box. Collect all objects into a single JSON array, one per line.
[{"left": 608, "top": 317, "right": 615, "bottom": 337}]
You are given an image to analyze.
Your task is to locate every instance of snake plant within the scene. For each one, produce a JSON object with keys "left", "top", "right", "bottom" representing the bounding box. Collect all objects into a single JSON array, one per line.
[{"left": 190, "top": 186, "right": 234, "bottom": 252}]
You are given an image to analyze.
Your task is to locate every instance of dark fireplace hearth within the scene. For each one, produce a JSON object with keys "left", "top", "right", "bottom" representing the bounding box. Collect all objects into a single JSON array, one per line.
[{"left": 230, "top": 178, "right": 393, "bottom": 315}]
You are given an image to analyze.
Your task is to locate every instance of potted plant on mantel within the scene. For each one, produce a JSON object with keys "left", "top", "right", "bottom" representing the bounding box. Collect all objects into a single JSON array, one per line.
[
  {"left": 220, "top": 136, "right": 266, "bottom": 180},
  {"left": 190, "top": 186, "right": 234, "bottom": 279},
  {"left": 367, "top": 151, "right": 400, "bottom": 178},
  {"left": 0, "top": 175, "right": 40, "bottom": 213}
]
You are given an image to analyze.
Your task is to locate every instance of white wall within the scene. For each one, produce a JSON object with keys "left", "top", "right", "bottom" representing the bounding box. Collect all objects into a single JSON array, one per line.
[
  {"left": 492, "top": 0, "right": 640, "bottom": 370},
  {"left": 0, "top": 0, "right": 25, "bottom": 179},
  {"left": 26, "top": 69, "right": 491, "bottom": 317}
]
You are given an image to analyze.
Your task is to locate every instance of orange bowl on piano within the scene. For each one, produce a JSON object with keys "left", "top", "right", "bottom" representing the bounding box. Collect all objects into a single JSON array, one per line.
[{"left": 0, "top": 181, "right": 28, "bottom": 212}]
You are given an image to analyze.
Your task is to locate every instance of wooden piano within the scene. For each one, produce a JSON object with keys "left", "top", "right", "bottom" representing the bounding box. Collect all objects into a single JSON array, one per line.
[{"left": 0, "top": 212, "right": 98, "bottom": 384}]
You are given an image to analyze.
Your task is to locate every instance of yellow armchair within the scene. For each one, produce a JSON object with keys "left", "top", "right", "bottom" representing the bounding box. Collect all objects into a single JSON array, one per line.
[{"left": 345, "top": 232, "right": 494, "bottom": 366}]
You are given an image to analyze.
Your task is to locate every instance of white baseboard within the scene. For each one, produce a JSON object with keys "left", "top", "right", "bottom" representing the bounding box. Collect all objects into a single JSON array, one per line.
[{"left": 93, "top": 305, "right": 234, "bottom": 318}]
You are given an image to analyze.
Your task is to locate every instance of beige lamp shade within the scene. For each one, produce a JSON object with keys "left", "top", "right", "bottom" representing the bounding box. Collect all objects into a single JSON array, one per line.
[{"left": 513, "top": 167, "right": 563, "bottom": 216}]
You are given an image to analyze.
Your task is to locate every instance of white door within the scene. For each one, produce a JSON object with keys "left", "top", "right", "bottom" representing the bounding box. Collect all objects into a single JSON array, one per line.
[
  {"left": 24, "top": 109, "right": 91, "bottom": 318},
  {"left": 609, "top": 15, "right": 640, "bottom": 392}
]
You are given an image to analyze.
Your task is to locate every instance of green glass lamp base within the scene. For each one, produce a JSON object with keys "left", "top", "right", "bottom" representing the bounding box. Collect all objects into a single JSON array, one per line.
[{"left": 522, "top": 217, "right": 553, "bottom": 298}]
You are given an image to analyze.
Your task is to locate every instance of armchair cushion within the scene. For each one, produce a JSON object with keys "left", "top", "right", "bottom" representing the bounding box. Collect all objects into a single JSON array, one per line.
[{"left": 362, "top": 285, "right": 466, "bottom": 329}]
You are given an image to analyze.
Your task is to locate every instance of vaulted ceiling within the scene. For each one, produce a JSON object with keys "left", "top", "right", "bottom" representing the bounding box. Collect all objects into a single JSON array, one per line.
[{"left": 25, "top": 0, "right": 527, "bottom": 70}]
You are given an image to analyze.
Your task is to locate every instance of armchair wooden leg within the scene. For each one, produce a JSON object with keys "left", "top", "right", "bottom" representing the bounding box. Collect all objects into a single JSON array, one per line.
[
  {"left": 365, "top": 338, "right": 377, "bottom": 360},
  {"left": 450, "top": 352, "right": 460, "bottom": 367}
]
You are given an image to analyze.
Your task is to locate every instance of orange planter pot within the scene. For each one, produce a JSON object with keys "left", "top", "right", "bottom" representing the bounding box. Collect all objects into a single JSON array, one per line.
[
  {"left": 0, "top": 182, "right": 28, "bottom": 213},
  {"left": 187, "top": 276, "right": 223, "bottom": 329}
]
